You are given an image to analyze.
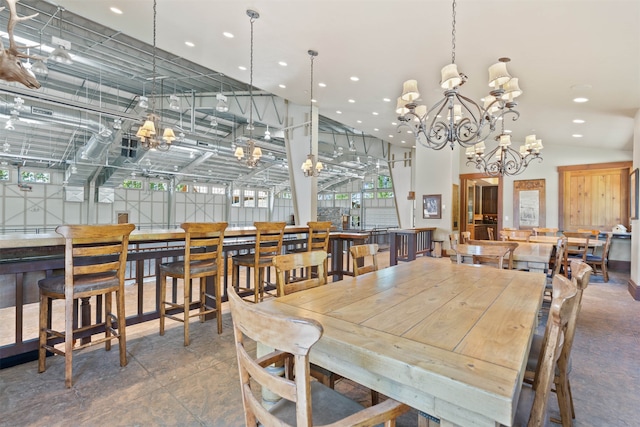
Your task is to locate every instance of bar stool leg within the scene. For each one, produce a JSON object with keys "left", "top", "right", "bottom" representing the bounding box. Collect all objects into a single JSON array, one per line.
[
  {"left": 184, "top": 277, "right": 190, "bottom": 347},
  {"left": 159, "top": 271, "right": 166, "bottom": 336}
]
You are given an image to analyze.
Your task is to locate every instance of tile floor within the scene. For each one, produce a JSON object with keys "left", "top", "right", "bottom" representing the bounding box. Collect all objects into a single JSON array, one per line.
[{"left": 1, "top": 257, "right": 638, "bottom": 426}]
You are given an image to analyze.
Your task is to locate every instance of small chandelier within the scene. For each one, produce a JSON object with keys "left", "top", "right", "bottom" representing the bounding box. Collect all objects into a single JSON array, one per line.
[
  {"left": 234, "top": 10, "right": 262, "bottom": 168},
  {"left": 301, "top": 50, "right": 323, "bottom": 177},
  {"left": 397, "top": 0, "right": 522, "bottom": 150},
  {"left": 465, "top": 120, "right": 543, "bottom": 176},
  {"left": 135, "top": 0, "right": 175, "bottom": 151}
]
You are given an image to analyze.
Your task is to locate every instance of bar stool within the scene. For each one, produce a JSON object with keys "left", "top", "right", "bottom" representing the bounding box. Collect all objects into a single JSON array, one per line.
[
  {"left": 159, "top": 222, "right": 227, "bottom": 346},
  {"left": 305, "top": 221, "right": 331, "bottom": 281},
  {"left": 38, "top": 223, "right": 135, "bottom": 388},
  {"left": 232, "top": 222, "right": 286, "bottom": 303}
]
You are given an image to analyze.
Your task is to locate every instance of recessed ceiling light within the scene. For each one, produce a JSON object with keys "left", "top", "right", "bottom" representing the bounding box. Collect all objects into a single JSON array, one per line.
[
  {"left": 372, "top": 112, "right": 379, "bottom": 116},
  {"left": 573, "top": 97, "right": 589, "bottom": 103},
  {"left": 318, "top": 82, "right": 326, "bottom": 88},
  {"left": 278, "top": 84, "right": 286, "bottom": 89},
  {"left": 383, "top": 98, "right": 391, "bottom": 102},
  {"left": 348, "top": 99, "right": 355, "bottom": 103},
  {"left": 373, "top": 128, "right": 379, "bottom": 131},
  {"left": 110, "top": 7, "right": 123, "bottom": 14},
  {"left": 185, "top": 41, "right": 195, "bottom": 47},
  {"left": 401, "top": 140, "right": 406, "bottom": 144},
  {"left": 238, "top": 66, "right": 247, "bottom": 71},
  {"left": 311, "top": 99, "right": 317, "bottom": 103},
  {"left": 278, "top": 61, "right": 287, "bottom": 67},
  {"left": 336, "top": 110, "right": 342, "bottom": 114},
  {"left": 391, "top": 122, "right": 397, "bottom": 126},
  {"left": 504, "top": 129, "right": 512, "bottom": 134},
  {"left": 573, "top": 119, "right": 585, "bottom": 124},
  {"left": 572, "top": 134, "right": 583, "bottom": 138},
  {"left": 356, "top": 120, "right": 362, "bottom": 124},
  {"left": 350, "top": 76, "right": 359, "bottom": 82},
  {"left": 223, "top": 32, "right": 234, "bottom": 38},
  {"left": 388, "top": 135, "right": 394, "bottom": 138}
]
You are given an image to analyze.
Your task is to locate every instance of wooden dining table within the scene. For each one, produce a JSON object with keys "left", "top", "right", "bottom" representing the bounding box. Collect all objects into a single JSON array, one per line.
[
  {"left": 507, "top": 234, "right": 604, "bottom": 248},
  {"left": 258, "top": 257, "right": 546, "bottom": 426},
  {"left": 454, "top": 242, "right": 554, "bottom": 273}
]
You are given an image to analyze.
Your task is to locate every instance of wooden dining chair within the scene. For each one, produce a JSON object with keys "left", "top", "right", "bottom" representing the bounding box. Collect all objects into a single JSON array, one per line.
[
  {"left": 585, "top": 232, "right": 612, "bottom": 282},
  {"left": 159, "top": 222, "right": 227, "bottom": 346},
  {"left": 525, "top": 261, "right": 592, "bottom": 426},
  {"left": 454, "top": 243, "right": 510, "bottom": 269},
  {"left": 533, "top": 227, "right": 559, "bottom": 236},
  {"left": 272, "top": 250, "right": 327, "bottom": 297},
  {"left": 487, "top": 227, "right": 495, "bottom": 241},
  {"left": 350, "top": 243, "right": 379, "bottom": 276},
  {"left": 562, "top": 232, "right": 591, "bottom": 274},
  {"left": 38, "top": 223, "right": 135, "bottom": 388},
  {"left": 232, "top": 221, "right": 286, "bottom": 303},
  {"left": 228, "top": 285, "right": 409, "bottom": 427},
  {"left": 514, "top": 273, "right": 578, "bottom": 427},
  {"left": 467, "top": 239, "right": 518, "bottom": 269},
  {"left": 500, "top": 229, "right": 532, "bottom": 241},
  {"left": 305, "top": 221, "right": 332, "bottom": 281}
]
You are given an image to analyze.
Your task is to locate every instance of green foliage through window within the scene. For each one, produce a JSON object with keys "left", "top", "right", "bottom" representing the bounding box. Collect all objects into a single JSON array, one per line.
[
  {"left": 378, "top": 191, "right": 394, "bottom": 199},
  {"left": 0, "top": 169, "right": 8, "bottom": 181},
  {"left": 123, "top": 179, "right": 142, "bottom": 189},
  {"left": 149, "top": 182, "right": 167, "bottom": 191},
  {"left": 21, "top": 171, "right": 50, "bottom": 183},
  {"left": 377, "top": 175, "right": 392, "bottom": 189}
]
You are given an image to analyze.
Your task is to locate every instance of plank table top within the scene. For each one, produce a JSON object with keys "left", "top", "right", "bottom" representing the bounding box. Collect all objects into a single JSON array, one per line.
[{"left": 258, "top": 256, "right": 546, "bottom": 426}]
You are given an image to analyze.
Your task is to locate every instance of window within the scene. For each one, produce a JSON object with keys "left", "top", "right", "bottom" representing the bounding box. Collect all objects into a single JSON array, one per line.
[
  {"left": 123, "top": 179, "right": 142, "bottom": 189},
  {"left": 244, "top": 190, "right": 255, "bottom": 207},
  {"left": 351, "top": 193, "right": 361, "bottom": 209},
  {"left": 21, "top": 171, "right": 50, "bottom": 183},
  {"left": 176, "top": 184, "right": 189, "bottom": 192},
  {"left": 335, "top": 193, "right": 348, "bottom": 200},
  {"left": 258, "top": 191, "right": 269, "bottom": 208},
  {"left": 149, "top": 182, "right": 168, "bottom": 191},
  {"left": 211, "top": 186, "right": 226, "bottom": 195},
  {"left": 363, "top": 181, "right": 374, "bottom": 190},
  {"left": 377, "top": 191, "right": 394, "bottom": 199},
  {"left": 363, "top": 192, "right": 374, "bottom": 199},
  {"left": 232, "top": 189, "right": 241, "bottom": 206},
  {"left": 193, "top": 185, "right": 208, "bottom": 194},
  {"left": 377, "top": 175, "right": 392, "bottom": 189},
  {"left": 279, "top": 192, "right": 292, "bottom": 199},
  {"left": 0, "top": 169, "right": 8, "bottom": 181}
]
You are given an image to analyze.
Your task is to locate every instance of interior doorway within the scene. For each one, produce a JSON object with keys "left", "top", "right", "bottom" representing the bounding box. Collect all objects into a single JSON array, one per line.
[{"left": 459, "top": 173, "right": 503, "bottom": 240}]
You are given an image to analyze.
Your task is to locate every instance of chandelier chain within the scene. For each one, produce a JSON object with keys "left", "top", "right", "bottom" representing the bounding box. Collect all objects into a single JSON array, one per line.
[
  {"left": 309, "top": 52, "right": 315, "bottom": 152},
  {"left": 151, "top": 0, "right": 157, "bottom": 113},
  {"left": 248, "top": 12, "right": 255, "bottom": 136},
  {"left": 451, "top": 0, "right": 456, "bottom": 65}
]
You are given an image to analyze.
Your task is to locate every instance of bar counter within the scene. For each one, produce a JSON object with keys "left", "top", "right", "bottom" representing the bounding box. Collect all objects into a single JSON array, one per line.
[{"left": 0, "top": 226, "right": 371, "bottom": 366}]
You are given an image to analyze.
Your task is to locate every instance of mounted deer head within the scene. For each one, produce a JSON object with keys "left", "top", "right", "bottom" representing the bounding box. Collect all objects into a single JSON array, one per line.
[{"left": 0, "top": 0, "right": 41, "bottom": 89}]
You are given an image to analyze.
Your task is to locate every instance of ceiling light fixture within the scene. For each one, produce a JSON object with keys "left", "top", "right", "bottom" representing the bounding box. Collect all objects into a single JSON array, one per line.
[
  {"left": 233, "top": 10, "right": 262, "bottom": 168},
  {"left": 215, "top": 92, "right": 229, "bottom": 113},
  {"left": 135, "top": 0, "right": 175, "bottom": 151},
  {"left": 169, "top": 94, "right": 180, "bottom": 111},
  {"left": 465, "top": 119, "right": 542, "bottom": 176},
  {"left": 49, "top": 7, "right": 73, "bottom": 65},
  {"left": 397, "top": 0, "right": 523, "bottom": 151},
  {"left": 301, "top": 49, "right": 323, "bottom": 177},
  {"left": 264, "top": 125, "right": 271, "bottom": 141}
]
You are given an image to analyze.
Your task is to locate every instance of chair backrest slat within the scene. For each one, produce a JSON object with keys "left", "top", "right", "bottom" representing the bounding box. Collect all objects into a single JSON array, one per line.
[
  {"left": 273, "top": 251, "right": 328, "bottom": 296},
  {"left": 350, "top": 244, "right": 379, "bottom": 276}
]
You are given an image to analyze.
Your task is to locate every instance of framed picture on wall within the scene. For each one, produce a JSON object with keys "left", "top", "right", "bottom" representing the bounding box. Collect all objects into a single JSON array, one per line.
[
  {"left": 423, "top": 194, "right": 442, "bottom": 219},
  {"left": 631, "top": 168, "right": 639, "bottom": 220},
  {"left": 513, "top": 179, "right": 546, "bottom": 229}
]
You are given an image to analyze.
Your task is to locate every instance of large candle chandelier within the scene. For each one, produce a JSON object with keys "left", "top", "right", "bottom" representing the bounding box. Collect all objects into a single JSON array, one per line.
[
  {"left": 465, "top": 119, "right": 543, "bottom": 176},
  {"left": 233, "top": 9, "right": 262, "bottom": 168},
  {"left": 136, "top": 0, "right": 175, "bottom": 151},
  {"left": 396, "top": 0, "right": 523, "bottom": 150},
  {"left": 301, "top": 49, "right": 323, "bottom": 177}
]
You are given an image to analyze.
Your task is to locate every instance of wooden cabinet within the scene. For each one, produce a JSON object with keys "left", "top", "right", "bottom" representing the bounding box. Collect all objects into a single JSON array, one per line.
[{"left": 482, "top": 186, "right": 498, "bottom": 214}]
